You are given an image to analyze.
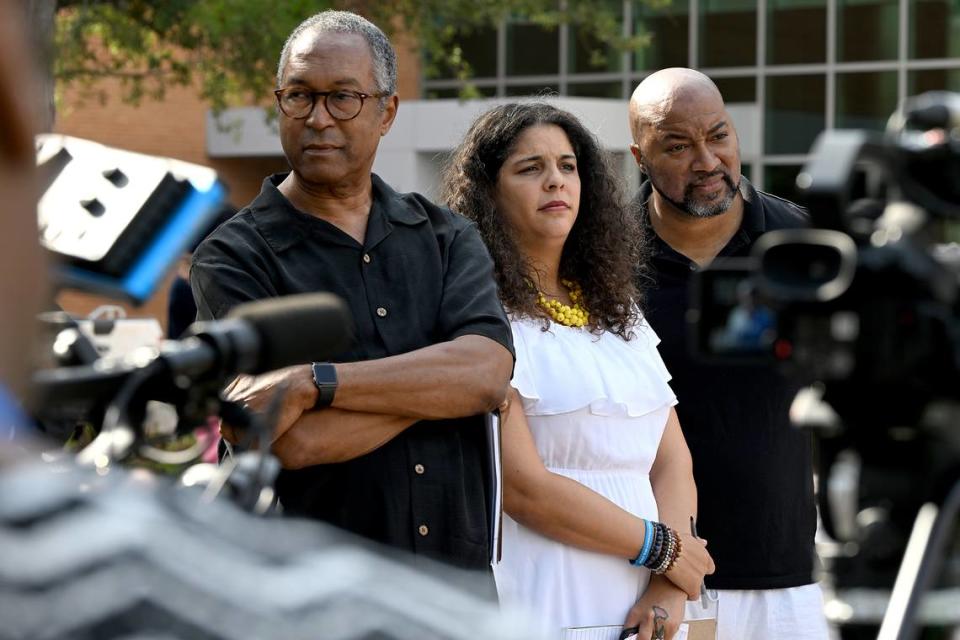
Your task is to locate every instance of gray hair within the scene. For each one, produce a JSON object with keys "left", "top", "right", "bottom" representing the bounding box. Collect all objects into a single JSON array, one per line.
[{"left": 276, "top": 11, "right": 397, "bottom": 104}]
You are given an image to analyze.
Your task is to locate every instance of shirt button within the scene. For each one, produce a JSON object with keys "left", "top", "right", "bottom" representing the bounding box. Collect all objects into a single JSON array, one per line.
[
  {"left": 376, "top": 307, "right": 388, "bottom": 317},
  {"left": 414, "top": 463, "right": 425, "bottom": 475},
  {"left": 362, "top": 253, "right": 371, "bottom": 264},
  {"left": 418, "top": 524, "right": 429, "bottom": 536}
]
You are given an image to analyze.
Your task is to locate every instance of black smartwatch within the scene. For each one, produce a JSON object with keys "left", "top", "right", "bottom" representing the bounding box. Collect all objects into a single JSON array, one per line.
[{"left": 311, "top": 362, "right": 338, "bottom": 408}]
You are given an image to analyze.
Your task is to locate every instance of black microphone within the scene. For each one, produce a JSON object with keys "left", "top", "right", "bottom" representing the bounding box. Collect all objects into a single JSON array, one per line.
[
  {"left": 34, "top": 292, "right": 354, "bottom": 403},
  {"left": 166, "top": 292, "right": 354, "bottom": 380}
]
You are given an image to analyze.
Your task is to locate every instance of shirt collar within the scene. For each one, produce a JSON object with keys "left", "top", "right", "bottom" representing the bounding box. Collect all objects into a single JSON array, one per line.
[
  {"left": 737, "top": 178, "right": 766, "bottom": 238},
  {"left": 251, "top": 172, "right": 427, "bottom": 253}
]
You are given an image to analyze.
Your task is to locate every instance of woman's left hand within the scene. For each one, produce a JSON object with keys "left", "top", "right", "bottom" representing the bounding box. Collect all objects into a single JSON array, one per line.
[
  {"left": 664, "top": 532, "right": 714, "bottom": 599},
  {"left": 622, "top": 575, "right": 686, "bottom": 639}
]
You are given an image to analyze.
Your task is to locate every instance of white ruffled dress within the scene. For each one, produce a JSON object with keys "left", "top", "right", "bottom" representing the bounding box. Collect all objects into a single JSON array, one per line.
[{"left": 493, "top": 315, "right": 678, "bottom": 635}]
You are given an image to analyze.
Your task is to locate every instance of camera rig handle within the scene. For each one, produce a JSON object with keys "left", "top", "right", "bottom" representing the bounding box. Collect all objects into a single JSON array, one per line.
[{"left": 796, "top": 129, "right": 889, "bottom": 233}]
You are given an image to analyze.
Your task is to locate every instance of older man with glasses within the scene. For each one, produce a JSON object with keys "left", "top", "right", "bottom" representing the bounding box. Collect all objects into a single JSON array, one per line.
[{"left": 190, "top": 11, "right": 514, "bottom": 575}]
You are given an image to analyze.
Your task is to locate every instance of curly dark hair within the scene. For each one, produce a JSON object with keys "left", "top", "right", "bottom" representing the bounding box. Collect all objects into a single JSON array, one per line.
[{"left": 440, "top": 102, "right": 648, "bottom": 339}]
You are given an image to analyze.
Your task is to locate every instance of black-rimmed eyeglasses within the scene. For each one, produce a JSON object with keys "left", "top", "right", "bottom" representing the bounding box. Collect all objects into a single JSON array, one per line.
[{"left": 273, "top": 88, "right": 387, "bottom": 121}]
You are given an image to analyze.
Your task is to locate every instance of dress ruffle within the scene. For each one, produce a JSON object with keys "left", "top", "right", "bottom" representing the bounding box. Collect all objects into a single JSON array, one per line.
[{"left": 510, "top": 316, "right": 676, "bottom": 417}]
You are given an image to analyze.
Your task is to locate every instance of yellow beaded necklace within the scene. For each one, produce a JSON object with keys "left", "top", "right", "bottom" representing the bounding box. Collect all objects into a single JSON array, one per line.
[{"left": 537, "top": 279, "right": 589, "bottom": 327}]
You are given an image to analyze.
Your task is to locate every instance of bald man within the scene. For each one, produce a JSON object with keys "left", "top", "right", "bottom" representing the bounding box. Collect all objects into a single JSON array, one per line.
[{"left": 628, "top": 68, "right": 828, "bottom": 640}]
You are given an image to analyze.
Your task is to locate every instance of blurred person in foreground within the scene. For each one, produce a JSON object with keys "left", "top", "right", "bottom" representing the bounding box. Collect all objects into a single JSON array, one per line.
[
  {"left": 0, "top": 0, "right": 45, "bottom": 442},
  {"left": 628, "top": 68, "right": 828, "bottom": 639},
  {"left": 441, "top": 102, "right": 714, "bottom": 639},
  {"left": 190, "top": 11, "right": 514, "bottom": 573}
]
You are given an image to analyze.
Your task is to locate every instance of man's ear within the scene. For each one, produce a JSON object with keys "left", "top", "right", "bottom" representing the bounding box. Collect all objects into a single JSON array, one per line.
[
  {"left": 379, "top": 94, "right": 399, "bottom": 136},
  {"left": 629, "top": 143, "right": 645, "bottom": 173}
]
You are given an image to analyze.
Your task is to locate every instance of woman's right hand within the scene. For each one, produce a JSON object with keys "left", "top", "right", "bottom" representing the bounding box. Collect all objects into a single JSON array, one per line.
[{"left": 664, "top": 532, "right": 715, "bottom": 599}]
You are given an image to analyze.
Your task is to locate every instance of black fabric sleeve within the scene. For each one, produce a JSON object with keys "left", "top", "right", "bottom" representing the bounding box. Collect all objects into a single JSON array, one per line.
[
  {"left": 167, "top": 276, "right": 198, "bottom": 339},
  {"left": 437, "top": 223, "right": 514, "bottom": 358},
  {"left": 189, "top": 231, "right": 278, "bottom": 322}
]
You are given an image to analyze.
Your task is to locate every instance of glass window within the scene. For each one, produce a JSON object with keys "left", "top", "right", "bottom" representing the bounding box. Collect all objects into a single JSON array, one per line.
[
  {"left": 423, "top": 25, "right": 498, "bottom": 80},
  {"left": 837, "top": 0, "right": 898, "bottom": 61},
  {"left": 836, "top": 71, "right": 898, "bottom": 131},
  {"left": 741, "top": 162, "right": 753, "bottom": 182},
  {"left": 506, "top": 20, "right": 559, "bottom": 76},
  {"left": 765, "top": 74, "right": 825, "bottom": 154},
  {"left": 764, "top": 164, "right": 804, "bottom": 200},
  {"left": 767, "top": 0, "right": 826, "bottom": 65},
  {"left": 909, "top": 68, "right": 960, "bottom": 95},
  {"left": 910, "top": 0, "right": 960, "bottom": 59},
  {"left": 567, "top": 81, "right": 624, "bottom": 98},
  {"left": 570, "top": 0, "right": 624, "bottom": 74},
  {"left": 569, "top": 28, "right": 622, "bottom": 74},
  {"left": 713, "top": 76, "right": 756, "bottom": 103},
  {"left": 424, "top": 88, "right": 459, "bottom": 99},
  {"left": 505, "top": 84, "right": 560, "bottom": 97},
  {"left": 633, "top": 0, "right": 689, "bottom": 71},
  {"left": 699, "top": 0, "right": 757, "bottom": 68},
  {"left": 423, "top": 85, "right": 498, "bottom": 99}
]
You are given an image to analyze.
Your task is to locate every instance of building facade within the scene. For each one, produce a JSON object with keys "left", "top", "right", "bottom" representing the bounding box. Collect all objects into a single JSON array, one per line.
[
  {"left": 418, "top": 0, "right": 960, "bottom": 197},
  {"left": 56, "top": 0, "right": 960, "bottom": 320}
]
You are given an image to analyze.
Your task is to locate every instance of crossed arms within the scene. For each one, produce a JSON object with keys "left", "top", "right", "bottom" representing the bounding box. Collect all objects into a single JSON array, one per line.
[{"left": 221, "top": 334, "right": 513, "bottom": 467}]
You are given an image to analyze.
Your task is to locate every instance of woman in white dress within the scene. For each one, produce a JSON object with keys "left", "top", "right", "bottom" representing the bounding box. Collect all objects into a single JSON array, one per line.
[{"left": 442, "top": 103, "right": 714, "bottom": 640}]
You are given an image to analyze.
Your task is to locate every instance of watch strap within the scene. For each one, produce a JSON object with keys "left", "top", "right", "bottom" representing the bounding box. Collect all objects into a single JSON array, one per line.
[{"left": 311, "top": 362, "right": 338, "bottom": 409}]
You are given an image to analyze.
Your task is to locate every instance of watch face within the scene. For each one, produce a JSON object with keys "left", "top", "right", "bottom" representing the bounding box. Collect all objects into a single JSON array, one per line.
[
  {"left": 312, "top": 363, "right": 337, "bottom": 409},
  {"left": 312, "top": 363, "right": 337, "bottom": 387}
]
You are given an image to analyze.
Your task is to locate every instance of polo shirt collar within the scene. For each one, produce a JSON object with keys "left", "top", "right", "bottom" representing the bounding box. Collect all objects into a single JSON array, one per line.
[
  {"left": 738, "top": 178, "right": 766, "bottom": 238},
  {"left": 251, "top": 172, "right": 427, "bottom": 253}
]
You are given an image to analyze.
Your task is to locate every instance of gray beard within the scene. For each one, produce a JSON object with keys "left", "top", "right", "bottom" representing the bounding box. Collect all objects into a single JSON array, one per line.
[{"left": 649, "top": 171, "right": 740, "bottom": 219}]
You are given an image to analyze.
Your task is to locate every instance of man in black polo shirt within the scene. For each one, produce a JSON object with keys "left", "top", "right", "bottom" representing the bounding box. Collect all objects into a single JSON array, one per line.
[
  {"left": 190, "top": 11, "right": 514, "bottom": 572},
  {"left": 627, "top": 68, "right": 829, "bottom": 638}
]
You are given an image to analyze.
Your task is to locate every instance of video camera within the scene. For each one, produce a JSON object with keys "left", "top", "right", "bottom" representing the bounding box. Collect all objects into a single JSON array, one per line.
[{"left": 693, "top": 92, "right": 960, "bottom": 638}]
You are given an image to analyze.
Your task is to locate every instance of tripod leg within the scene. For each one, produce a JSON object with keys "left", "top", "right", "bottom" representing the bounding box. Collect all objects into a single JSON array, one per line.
[{"left": 877, "top": 479, "right": 960, "bottom": 640}]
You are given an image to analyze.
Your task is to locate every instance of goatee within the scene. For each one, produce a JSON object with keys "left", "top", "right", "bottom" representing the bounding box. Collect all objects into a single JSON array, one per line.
[{"left": 649, "top": 170, "right": 740, "bottom": 219}]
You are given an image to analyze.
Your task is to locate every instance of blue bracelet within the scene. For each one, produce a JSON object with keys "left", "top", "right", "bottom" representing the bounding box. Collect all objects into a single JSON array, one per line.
[
  {"left": 637, "top": 520, "right": 655, "bottom": 566},
  {"left": 631, "top": 519, "right": 655, "bottom": 567}
]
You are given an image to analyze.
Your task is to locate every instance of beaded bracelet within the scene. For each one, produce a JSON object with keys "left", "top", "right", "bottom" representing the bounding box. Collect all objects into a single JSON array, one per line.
[
  {"left": 652, "top": 531, "right": 676, "bottom": 574},
  {"left": 650, "top": 532, "right": 669, "bottom": 573},
  {"left": 649, "top": 524, "right": 665, "bottom": 568},
  {"left": 652, "top": 527, "right": 681, "bottom": 575},
  {"left": 664, "top": 534, "right": 683, "bottom": 574},
  {"left": 630, "top": 520, "right": 681, "bottom": 574},
  {"left": 636, "top": 523, "right": 679, "bottom": 575},
  {"left": 649, "top": 525, "right": 665, "bottom": 567}
]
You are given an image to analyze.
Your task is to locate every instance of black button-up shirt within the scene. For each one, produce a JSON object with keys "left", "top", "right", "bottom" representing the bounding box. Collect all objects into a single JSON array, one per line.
[
  {"left": 638, "top": 178, "right": 819, "bottom": 589},
  {"left": 191, "top": 173, "right": 513, "bottom": 570}
]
